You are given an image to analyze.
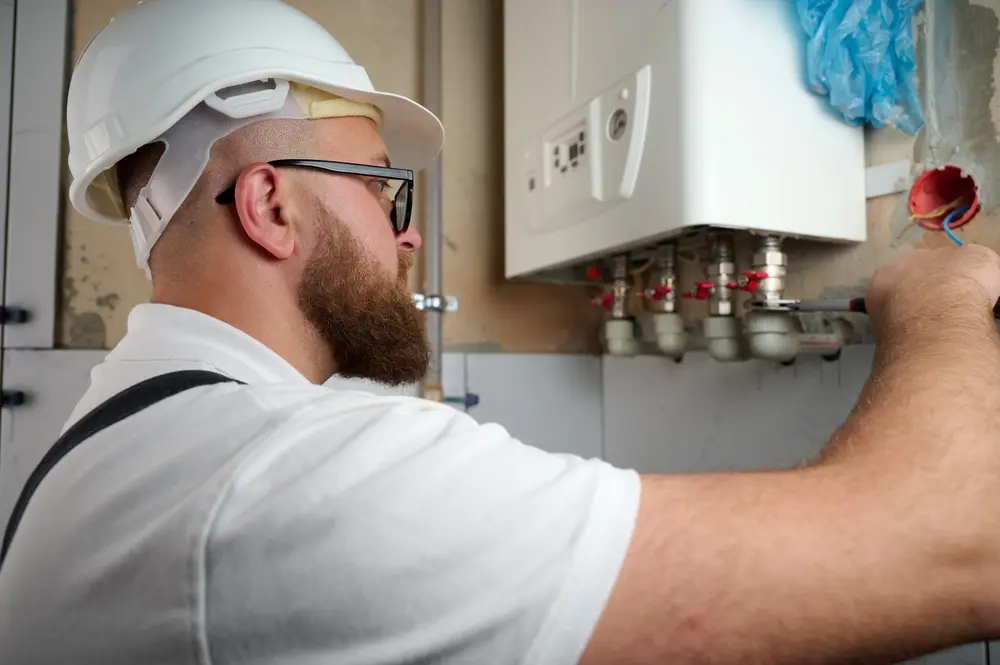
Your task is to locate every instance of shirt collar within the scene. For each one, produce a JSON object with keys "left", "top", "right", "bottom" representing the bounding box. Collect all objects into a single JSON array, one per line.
[{"left": 106, "top": 303, "right": 310, "bottom": 386}]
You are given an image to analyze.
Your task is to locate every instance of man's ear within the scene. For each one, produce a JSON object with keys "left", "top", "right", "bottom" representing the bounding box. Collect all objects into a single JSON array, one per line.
[{"left": 232, "top": 162, "right": 295, "bottom": 260}]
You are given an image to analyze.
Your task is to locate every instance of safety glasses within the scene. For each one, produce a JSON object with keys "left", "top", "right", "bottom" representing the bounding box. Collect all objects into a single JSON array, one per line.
[{"left": 215, "top": 159, "right": 415, "bottom": 235}]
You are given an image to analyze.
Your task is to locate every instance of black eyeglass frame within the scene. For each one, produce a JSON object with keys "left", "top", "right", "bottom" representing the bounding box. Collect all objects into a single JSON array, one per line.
[{"left": 214, "top": 159, "right": 415, "bottom": 235}]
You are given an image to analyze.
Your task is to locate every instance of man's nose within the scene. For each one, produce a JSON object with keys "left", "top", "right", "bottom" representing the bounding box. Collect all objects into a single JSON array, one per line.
[{"left": 397, "top": 224, "right": 422, "bottom": 252}]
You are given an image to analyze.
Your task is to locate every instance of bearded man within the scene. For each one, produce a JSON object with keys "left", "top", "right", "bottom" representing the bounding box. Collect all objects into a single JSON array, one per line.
[{"left": 4, "top": 3, "right": 1000, "bottom": 665}]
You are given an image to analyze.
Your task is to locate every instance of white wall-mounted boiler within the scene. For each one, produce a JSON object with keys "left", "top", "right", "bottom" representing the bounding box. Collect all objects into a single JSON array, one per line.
[{"left": 503, "top": 0, "right": 867, "bottom": 279}]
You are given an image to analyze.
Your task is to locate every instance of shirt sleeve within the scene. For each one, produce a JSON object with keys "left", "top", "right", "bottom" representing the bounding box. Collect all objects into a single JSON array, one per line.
[{"left": 204, "top": 393, "right": 641, "bottom": 665}]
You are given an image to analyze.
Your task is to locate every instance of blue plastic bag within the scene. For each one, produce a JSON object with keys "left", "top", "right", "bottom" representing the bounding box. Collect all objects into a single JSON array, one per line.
[{"left": 795, "top": 0, "right": 925, "bottom": 135}]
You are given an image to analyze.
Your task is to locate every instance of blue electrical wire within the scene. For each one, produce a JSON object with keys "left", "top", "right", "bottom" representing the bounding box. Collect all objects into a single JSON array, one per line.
[{"left": 942, "top": 206, "right": 968, "bottom": 246}]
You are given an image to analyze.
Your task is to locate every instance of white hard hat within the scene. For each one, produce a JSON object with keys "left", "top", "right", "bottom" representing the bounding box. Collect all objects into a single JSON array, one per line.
[{"left": 66, "top": 0, "right": 444, "bottom": 276}]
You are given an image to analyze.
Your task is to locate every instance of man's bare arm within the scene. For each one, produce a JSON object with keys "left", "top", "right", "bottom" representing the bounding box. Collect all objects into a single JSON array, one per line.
[{"left": 581, "top": 247, "right": 1000, "bottom": 665}]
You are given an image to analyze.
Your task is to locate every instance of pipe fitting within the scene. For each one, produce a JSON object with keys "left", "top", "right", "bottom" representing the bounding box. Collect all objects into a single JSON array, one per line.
[
  {"left": 707, "top": 232, "right": 736, "bottom": 316},
  {"left": 703, "top": 315, "right": 742, "bottom": 362},
  {"left": 796, "top": 318, "right": 853, "bottom": 361},
  {"left": 744, "top": 309, "right": 799, "bottom": 363},
  {"left": 750, "top": 236, "right": 787, "bottom": 305},
  {"left": 652, "top": 312, "right": 687, "bottom": 359},
  {"left": 604, "top": 319, "right": 639, "bottom": 356},
  {"left": 420, "top": 0, "right": 445, "bottom": 400},
  {"left": 644, "top": 243, "right": 679, "bottom": 314},
  {"left": 609, "top": 254, "right": 631, "bottom": 320}
]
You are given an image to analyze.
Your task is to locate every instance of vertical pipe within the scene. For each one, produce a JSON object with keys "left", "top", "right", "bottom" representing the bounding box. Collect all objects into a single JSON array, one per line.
[
  {"left": 649, "top": 243, "right": 678, "bottom": 314},
  {"left": 916, "top": 0, "right": 960, "bottom": 167},
  {"left": 706, "top": 231, "right": 735, "bottom": 317},
  {"left": 421, "top": 0, "right": 444, "bottom": 401},
  {"left": 609, "top": 254, "right": 630, "bottom": 320},
  {"left": 751, "top": 235, "right": 787, "bottom": 304}
]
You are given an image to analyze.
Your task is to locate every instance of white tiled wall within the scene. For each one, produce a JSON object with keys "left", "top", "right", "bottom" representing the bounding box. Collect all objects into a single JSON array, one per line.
[
  {"left": 455, "top": 347, "right": 879, "bottom": 474},
  {"left": 464, "top": 353, "right": 603, "bottom": 458},
  {"left": 601, "top": 346, "right": 876, "bottom": 473}
]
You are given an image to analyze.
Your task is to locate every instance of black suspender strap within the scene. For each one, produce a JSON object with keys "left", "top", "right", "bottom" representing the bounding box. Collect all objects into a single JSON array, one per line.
[{"left": 0, "top": 370, "right": 242, "bottom": 570}]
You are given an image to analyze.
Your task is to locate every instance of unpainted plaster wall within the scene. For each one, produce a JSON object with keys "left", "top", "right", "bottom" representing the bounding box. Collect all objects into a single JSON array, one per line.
[{"left": 58, "top": 0, "right": 603, "bottom": 353}]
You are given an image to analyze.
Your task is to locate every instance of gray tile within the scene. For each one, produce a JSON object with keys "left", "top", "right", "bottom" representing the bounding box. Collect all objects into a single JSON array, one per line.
[
  {"left": 601, "top": 346, "right": 875, "bottom": 473},
  {"left": 465, "top": 353, "right": 603, "bottom": 459},
  {"left": 904, "top": 643, "right": 985, "bottom": 665}
]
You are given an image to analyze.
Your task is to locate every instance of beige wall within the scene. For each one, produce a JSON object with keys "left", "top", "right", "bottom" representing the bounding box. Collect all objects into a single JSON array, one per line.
[
  {"left": 59, "top": 0, "right": 603, "bottom": 353},
  {"left": 59, "top": 1, "right": 1000, "bottom": 353}
]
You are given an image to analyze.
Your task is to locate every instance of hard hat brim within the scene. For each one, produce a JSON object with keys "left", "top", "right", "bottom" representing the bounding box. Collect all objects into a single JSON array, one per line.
[
  {"left": 69, "top": 76, "right": 445, "bottom": 226},
  {"left": 318, "top": 81, "right": 444, "bottom": 172}
]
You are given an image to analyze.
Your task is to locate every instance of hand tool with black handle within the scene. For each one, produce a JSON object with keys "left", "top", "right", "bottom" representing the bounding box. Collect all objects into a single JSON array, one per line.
[{"left": 767, "top": 298, "right": 1000, "bottom": 319}]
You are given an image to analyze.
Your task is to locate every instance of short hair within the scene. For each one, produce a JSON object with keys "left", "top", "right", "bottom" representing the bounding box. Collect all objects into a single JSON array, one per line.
[{"left": 112, "top": 118, "right": 318, "bottom": 279}]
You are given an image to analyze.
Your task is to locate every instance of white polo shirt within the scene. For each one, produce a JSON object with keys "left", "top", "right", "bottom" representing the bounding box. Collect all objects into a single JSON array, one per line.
[{"left": 0, "top": 303, "right": 640, "bottom": 665}]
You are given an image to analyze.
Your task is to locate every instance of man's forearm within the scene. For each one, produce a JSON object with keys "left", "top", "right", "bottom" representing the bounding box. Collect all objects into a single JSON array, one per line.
[
  {"left": 584, "top": 466, "right": 992, "bottom": 665},
  {"left": 791, "top": 292, "right": 1000, "bottom": 660},
  {"left": 810, "top": 294, "right": 1000, "bottom": 652},
  {"left": 822, "top": 288, "right": 1000, "bottom": 470}
]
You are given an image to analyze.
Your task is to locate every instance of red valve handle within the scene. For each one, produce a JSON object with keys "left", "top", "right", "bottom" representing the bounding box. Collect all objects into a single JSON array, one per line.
[
  {"left": 739, "top": 271, "right": 769, "bottom": 293},
  {"left": 681, "top": 281, "right": 714, "bottom": 300},
  {"left": 636, "top": 284, "right": 673, "bottom": 301},
  {"left": 680, "top": 273, "right": 770, "bottom": 299},
  {"left": 590, "top": 293, "right": 615, "bottom": 309}
]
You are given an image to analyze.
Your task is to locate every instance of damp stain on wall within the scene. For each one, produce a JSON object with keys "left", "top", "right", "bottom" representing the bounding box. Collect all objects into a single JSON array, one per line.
[{"left": 60, "top": 276, "right": 107, "bottom": 349}]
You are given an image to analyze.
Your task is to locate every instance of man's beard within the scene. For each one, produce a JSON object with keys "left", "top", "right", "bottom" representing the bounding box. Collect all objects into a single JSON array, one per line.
[{"left": 297, "top": 215, "right": 430, "bottom": 386}]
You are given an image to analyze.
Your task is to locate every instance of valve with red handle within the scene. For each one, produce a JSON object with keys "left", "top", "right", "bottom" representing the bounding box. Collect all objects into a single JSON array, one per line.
[
  {"left": 735, "top": 271, "right": 768, "bottom": 293},
  {"left": 682, "top": 271, "right": 770, "bottom": 300},
  {"left": 589, "top": 293, "right": 615, "bottom": 309},
  {"left": 637, "top": 284, "right": 673, "bottom": 301},
  {"left": 681, "top": 281, "right": 715, "bottom": 300}
]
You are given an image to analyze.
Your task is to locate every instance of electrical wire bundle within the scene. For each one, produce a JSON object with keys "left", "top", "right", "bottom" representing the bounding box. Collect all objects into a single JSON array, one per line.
[{"left": 903, "top": 195, "right": 972, "bottom": 246}]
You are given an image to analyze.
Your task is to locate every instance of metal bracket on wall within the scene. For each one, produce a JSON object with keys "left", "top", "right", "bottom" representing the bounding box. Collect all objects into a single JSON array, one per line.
[
  {"left": 444, "top": 392, "right": 480, "bottom": 409},
  {"left": 1, "top": 390, "right": 25, "bottom": 408},
  {"left": 413, "top": 293, "right": 458, "bottom": 313},
  {"left": 0, "top": 307, "right": 29, "bottom": 324}
]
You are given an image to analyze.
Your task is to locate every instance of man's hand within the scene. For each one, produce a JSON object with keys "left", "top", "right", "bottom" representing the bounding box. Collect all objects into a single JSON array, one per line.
[{"left": 865, "top": 245, "right": 1000, "bottom": 341}]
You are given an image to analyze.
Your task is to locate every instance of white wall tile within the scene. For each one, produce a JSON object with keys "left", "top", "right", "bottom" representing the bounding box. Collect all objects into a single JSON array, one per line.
[
  {"left": 465, "top": 353, "right": 603, "bottom": 459},
  {"left": 602, "top": 346, "right": 875, "bottom": 473}
]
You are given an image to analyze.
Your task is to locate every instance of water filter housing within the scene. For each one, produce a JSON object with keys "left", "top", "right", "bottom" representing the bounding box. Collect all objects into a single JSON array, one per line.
[{"left": 502, "top": 0, "right": 867, "bottom": 279}]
